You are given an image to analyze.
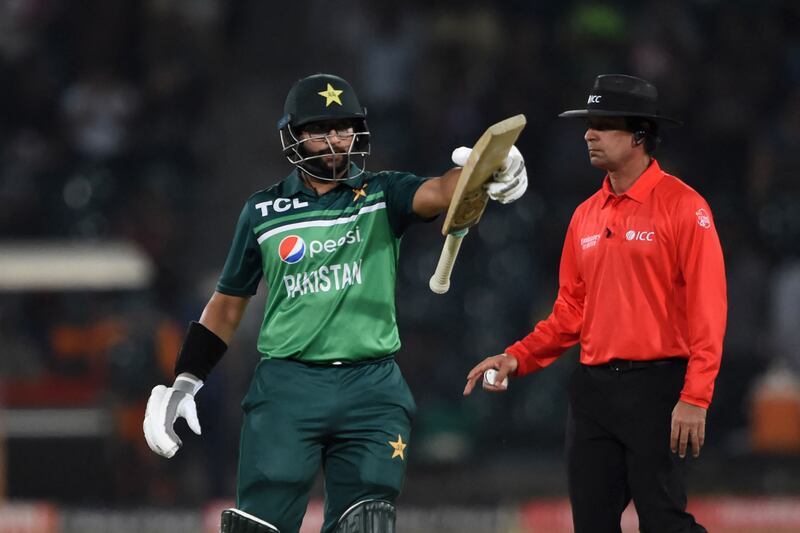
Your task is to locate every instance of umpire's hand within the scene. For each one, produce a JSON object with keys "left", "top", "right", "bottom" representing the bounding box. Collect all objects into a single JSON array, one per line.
[
  {"left": 670, "top": 400, "right": 707, "bottom": 458},
  {"left": 463, "top": 353, "right": 518, "bottom": 395}
]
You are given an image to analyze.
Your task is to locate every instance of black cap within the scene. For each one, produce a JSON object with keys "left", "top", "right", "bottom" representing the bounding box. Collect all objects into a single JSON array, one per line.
[
  {"left": 559, "top": 74, "right": 682, "bottom": 125},
  {"left": 277, "top": 73, "right": 366, "bottom": 130}
]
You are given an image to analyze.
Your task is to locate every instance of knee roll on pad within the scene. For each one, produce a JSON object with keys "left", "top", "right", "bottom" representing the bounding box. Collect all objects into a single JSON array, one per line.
[
  {"left": 220, "top": 508, "right": 280, "bottom": 533},
  {"left": 335, "top": 499, "right": 396, "bottom": 533}
]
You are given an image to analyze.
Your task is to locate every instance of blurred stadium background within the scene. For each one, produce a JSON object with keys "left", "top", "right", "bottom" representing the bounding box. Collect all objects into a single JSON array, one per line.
[{"left": 2, "top": 0, "right": 800, "bottom": 531}]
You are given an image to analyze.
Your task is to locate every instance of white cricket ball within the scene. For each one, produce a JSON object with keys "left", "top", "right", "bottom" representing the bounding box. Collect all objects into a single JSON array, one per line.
[{"left": 483, "top": 368, "right": 508, "bottom": 388}]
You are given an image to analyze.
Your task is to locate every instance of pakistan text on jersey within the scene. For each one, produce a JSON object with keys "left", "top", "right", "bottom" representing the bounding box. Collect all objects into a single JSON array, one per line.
[{"left": 283, "top": 260, "right": 363, "bottom": 298}]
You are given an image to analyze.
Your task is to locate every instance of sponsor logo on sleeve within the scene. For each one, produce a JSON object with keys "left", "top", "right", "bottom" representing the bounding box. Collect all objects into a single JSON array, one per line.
[{"left": 695, "top": 208, "right": 711, "bottom": 229}]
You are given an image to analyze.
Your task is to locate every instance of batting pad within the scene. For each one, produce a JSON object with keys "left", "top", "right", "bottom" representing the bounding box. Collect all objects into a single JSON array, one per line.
[
  {"left": 335, "top": 499, "right": 396, "bottom": 533},
  {"left": 220, "top": 508, "right": 280, "bottom": 533}
]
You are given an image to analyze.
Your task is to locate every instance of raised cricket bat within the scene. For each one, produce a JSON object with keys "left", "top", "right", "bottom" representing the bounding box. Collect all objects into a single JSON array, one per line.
[{"left": 429, "top": 114, "right": 526, "bottom": 294}]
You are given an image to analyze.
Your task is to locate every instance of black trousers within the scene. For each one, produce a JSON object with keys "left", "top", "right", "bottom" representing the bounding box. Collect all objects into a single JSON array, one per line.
[{"left": 566, "top": 360, "right": 707, "bottom": 533}]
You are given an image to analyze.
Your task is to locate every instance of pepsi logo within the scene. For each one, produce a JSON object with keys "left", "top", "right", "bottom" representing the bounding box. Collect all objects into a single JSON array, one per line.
[{"left": 279, "top": 235, "right": 306, "bottom": 264}]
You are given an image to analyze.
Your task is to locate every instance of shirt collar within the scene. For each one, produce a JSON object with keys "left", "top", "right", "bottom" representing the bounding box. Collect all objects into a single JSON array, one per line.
[
  {"left": 282, "top": 164, "right": 366, "bottom": 197},
  {"left": 600, "top": 159, "right": 664, "bottom": 207}
]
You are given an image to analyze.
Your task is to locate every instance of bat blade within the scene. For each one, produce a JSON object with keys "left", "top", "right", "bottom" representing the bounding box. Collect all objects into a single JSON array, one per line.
[
  {"left": 441, "top": 114, "right": 527, "bottom": 235},
  {"left": 429, "top": 114, "right": 526, "bottom": 294}
]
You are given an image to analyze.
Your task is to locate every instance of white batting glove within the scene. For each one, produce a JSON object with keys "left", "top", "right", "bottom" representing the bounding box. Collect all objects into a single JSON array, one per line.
[
  {"left": 451, "top": 145, "right": 528, "bottom": 204},
  {"left": 143, "top": 373, "right": 203, "bottom": 458},
  {"left": 451, "top": 146, "right": 472, "bottom": 167}
]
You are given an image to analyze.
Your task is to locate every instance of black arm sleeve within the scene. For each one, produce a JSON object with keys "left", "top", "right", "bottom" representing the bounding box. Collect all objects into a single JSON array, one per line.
[{"left": 174, "top": 321, "right": 228, "bottom": 381}]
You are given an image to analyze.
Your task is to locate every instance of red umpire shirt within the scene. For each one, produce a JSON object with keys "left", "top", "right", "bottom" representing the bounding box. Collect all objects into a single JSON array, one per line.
[{"left": 506, "top": 160, "right": 726, "bottom": 408}]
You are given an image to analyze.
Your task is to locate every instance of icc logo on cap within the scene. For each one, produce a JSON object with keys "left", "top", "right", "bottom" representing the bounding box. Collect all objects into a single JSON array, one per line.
[{"left": 279, "top": 235, "right": 306, "bottom": 264}]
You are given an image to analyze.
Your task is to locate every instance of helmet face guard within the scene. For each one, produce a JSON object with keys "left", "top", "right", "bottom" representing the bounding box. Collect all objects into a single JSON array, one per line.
[
  {"left": 278, "top": 74, "right": 371, "bottom": 182},
  {"left": 279, "top": 121, "right": 370, "bottom": 182}
]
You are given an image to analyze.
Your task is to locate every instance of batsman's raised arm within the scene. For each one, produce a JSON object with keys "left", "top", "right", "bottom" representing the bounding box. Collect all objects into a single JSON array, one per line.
[
  {"left": 412, "top": 145, "right": 529, "bottom": 218},
  {"left": 411, "top": 166, "right": 462, "bottom": 218}
]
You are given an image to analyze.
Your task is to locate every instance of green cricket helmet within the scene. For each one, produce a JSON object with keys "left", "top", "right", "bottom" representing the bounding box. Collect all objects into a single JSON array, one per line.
[{"left": 278, "top": 73, "right": 370, "bottom": 182}]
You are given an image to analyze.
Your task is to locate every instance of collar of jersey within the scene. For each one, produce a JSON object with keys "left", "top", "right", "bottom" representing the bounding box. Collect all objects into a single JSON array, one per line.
[
  {"left": 283, "top": 164, "right": 367, "bottom": 198},
  {"left": 600, "top": 158, "right": 664, "bottom": 207}
]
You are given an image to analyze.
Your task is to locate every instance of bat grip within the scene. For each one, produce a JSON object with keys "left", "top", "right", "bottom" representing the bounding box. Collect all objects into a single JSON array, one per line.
[{"left": 429, "top": 229, "right": 468, "bottom": 294}]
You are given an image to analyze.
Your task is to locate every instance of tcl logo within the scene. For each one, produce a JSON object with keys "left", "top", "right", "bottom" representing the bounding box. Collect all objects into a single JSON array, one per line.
[
  {"left": 255, "top": 197, "right": 309, "bottom": 217},
  {"left": 626, "top": 230, "right": 655, "bottom": 241}
]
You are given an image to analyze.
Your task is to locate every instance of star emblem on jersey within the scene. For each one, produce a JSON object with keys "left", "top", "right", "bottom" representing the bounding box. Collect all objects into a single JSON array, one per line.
[
  {"left": 318, "top": 83, "right": 343, "bottom": 107},
  {"left": 352, "top": 184, "right": 367, "bottom": 202},
  {"left": 388, "top": 435, "right": 407, "bottom": 460}
]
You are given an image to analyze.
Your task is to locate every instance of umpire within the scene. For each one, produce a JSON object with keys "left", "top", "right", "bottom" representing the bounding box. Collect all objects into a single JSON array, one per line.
[{"left": 465, "top": 75, "right": 726, "bottom": 533}]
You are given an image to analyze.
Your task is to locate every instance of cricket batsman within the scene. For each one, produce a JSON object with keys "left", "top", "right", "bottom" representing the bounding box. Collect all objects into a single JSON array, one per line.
[{"left": 143, "top": 73, "right": 527, "bottom": 533}]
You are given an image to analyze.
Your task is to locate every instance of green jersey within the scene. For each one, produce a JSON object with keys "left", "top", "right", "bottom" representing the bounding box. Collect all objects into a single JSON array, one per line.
[{"left": 217, "top": 166, "right": 431, "bottom": 363}]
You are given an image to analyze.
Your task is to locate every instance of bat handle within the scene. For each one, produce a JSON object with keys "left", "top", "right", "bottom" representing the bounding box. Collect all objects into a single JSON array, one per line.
[{"left": 429, "top": 229, "right": 468, "bottom": 294}]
